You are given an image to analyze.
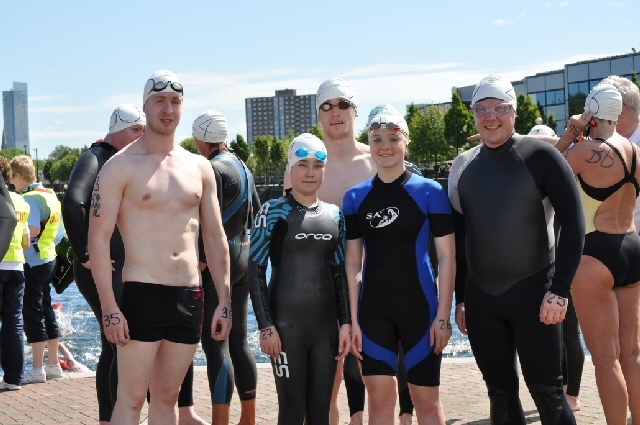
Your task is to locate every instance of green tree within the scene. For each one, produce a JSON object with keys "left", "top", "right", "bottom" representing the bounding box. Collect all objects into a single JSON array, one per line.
[
  {"left": 444, "top": 92, "right": 475, "bottom": 155},
  {"left": 405, "top": 103, "right": 420, "bottom": 128},
  {"left": 632, "top": 71, "right": 640, "bottom": 90},
  {"left": 180, "top": 137, "right": 199, "bottom": 154},
  {"left": 50, "top": 154, "right": 79, "bottom": 182},
  {"left": 515, "top": 93, "right": 540, "bottom": 135},
  {"left": 0, "top": 147, "right": 26, "bottom": 160},
  {"left": 42, "top": 159, "right": 54, "bottom": 182},
  {"left": 357, "top": 126, "right": 369, "bottom": 145},
  {"left": 49, "top": 145, "right": 81, "bottom": 162},
  {"left": 230, "top": 135, "right": 250, "bottom": 162},
  {"left": 253, "top": 135, "right": 271, "bottom": 186},
  {"left": 270, "top": 138, "right": 287, "bottom": 183},
  {"left": 547, "top": 113, "right": 557, "bottom": 132},
  {"left": 408, "top": 107, "right": 450, "bottom": 173},
  {"left": 309, "top": 125, "right": 324, "bottom": 141}
]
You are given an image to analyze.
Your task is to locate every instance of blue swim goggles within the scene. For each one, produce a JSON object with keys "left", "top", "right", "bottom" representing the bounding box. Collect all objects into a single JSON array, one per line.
[{"left": 295, "top": 148, "right": 327, "bottom": 161}]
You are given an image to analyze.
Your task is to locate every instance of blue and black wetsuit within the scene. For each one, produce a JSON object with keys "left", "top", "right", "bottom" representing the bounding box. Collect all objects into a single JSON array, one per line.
[
  {"left": 342, "top": 170, "right": 453, "bottom": 386},
  {"left": 249, "top": 192, "right": 350, "bottom": 425},
  {"left": 449, "top": 135, "right": 584, "bottom": 425},
  {"left": 199, "top": 148, "right": 260, "bottom": 405}
]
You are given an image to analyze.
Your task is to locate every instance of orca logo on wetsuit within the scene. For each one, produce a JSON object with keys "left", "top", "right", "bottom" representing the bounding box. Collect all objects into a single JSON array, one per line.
[
  {"left": 274, "top": 352, "right": 290, "bottom": 378},
  {"left": 294, "top": 233, "right": 332, "bottom": 240},
  {"left": 366, "top": 207, "right": 399, "bottom": 228}
]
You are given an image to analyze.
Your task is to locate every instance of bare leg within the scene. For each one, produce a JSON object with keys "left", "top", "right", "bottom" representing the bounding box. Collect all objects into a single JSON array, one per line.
[
  {"left": 238, "top": 399, "right": 256, "bottom": 425},
  {"left": 148, "top": 340, "right": 199, "bottom": 425},
  {"left": 408, "top": 384, "right": 444, "bottom": 425},
  {"left": 211, "top": 404, "right": 230, "bottom": 425},
  {"left": 399, "top": 413, "right": 413, "bottom": 425},
  {"left": 178, "top": 406, "right": 210, "bottom": 425},
  {"left": 363, "top": 375, "right": 397, "bottom": 425},
  {"left": 572, "top": 256, "right": 629, "bottom": 425},
  {"left": 348, "top": 412, "right": 364, "bottom": 425},
  {"left": 563, "top": 385, "right": 581, "bottom": 412},
  {"left": 330, "top": 357, "right": 343, "bottom": 425},
  {"left": 31, "top": 341, "right": 47, "bottom": 368},
  {"left": 615, "top": 282, "right": 640, "bottom": 423},
  {"left": 46, "top": 338, "right": 60, "bottom": 366}
]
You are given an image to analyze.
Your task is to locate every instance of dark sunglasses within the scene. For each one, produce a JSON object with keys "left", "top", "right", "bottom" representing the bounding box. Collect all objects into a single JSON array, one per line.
[
  {"left": 319, "top": 100, "right": 353, "bottom": 112},
  {"left": 295, "top": 148, "right": 327, "bottom": 161},
  {"left": 148, "top": 80, "right": 183, "bottom": 96}
]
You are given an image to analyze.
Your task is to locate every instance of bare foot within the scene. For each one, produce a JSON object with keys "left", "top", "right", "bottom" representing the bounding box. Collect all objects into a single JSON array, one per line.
[
  {"left": 399, "top": 413, "right": 413, "bottom": 425},
  {"left": 566, "top": 395, "right": 581, "bottom": 412},
  {"left": 349, "top": 411, "right": 364, "bottom": 425},
  {"left": 178, "top": 406, "right": 210, "bottom": 425}
]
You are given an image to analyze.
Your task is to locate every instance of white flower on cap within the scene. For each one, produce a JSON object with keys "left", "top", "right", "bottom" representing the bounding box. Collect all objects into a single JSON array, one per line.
[
  {"left": 143, "top": 70, "right": 183, "bottom": 105},
  {"left": 316, "top": 78, "right": 357, "bottom": 112},
  {"left": 192, "top": 110, "right": 228, "bottom": 144},
  {"left": 585, "top": 83, "right": 622, "bottom": 122},
  {"left": 108, "top": 104, "right": 146, "bottom": 135},
  {"left": 287, "top": 133, "right": 327, "bottom": 169},
  {"left": 471, "top": 75, "right": 517, "bottom": 110}
]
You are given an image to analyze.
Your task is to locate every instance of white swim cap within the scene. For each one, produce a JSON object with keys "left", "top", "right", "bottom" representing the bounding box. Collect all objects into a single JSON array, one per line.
[
  {"left": 528, "top": 124, "right": 556, "bottom": 137},
  {"left": 287, "top": 133, "right": 327, "bottom": 169},
  {"left": 192, "top": 110, "right": 228, "bottom": 144},
  {"left": 316, "top": 78, "right": 357, "bottom": 112},
  {"left": 143, "top": 70, "right": 183, "bottom": 105},
  {"left": 368, "top": 105, "right": 410, "bottom": 142},
  {"left": 108, "top": 104, "right": 146, "bottom": 134},
  {"left": 585, "top": 83, "right": 622, "bottom": 122},
  {"left": 471, "top": 75, "right": 517, "bottom": 110}
]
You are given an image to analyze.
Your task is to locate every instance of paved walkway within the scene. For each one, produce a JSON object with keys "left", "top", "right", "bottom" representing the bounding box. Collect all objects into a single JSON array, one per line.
[{"left": 0, "top": 358, "right": 614, "bottom": 424}]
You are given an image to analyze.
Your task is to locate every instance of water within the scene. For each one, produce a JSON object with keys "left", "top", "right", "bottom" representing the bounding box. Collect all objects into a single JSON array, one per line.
[{"left": 4, "top": 263, "right": 476, "bottom": 374}]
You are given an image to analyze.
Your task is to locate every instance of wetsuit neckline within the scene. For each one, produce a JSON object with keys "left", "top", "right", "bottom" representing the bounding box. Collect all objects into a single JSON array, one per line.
[
  {"left": 286, "top": 192, "right": 321, "bottom": 213},
  {"left": 373, "top": 170, "right": 412, "bottom": 188}
]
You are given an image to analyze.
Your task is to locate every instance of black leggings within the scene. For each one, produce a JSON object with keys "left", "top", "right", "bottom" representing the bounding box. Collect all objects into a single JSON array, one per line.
[
  {"left": 562, "top": 293, "right": 584, "bottom": 397},
  {"left": 201, "top": 269, "right": 257, "bottom": 404},
  {"left": 465, "top": 277, "right": 575, "bottom": 425},
  {"left": 75, "top": 262, "right": 195, "bottom": 421},
  {"left": 343, "top": 348, "right": 414, "bottom": 417}
]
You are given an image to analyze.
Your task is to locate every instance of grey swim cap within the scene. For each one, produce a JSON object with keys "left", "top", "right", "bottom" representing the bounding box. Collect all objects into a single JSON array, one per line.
[
  {"left": 192, "top": 110, "right": 228, "bottom": 144},
  {"left": 108, "top": 104, "right": 145, "bottom": 134},
  {"left": 471, "top": 75, "right": 517, "bottom": 110}
]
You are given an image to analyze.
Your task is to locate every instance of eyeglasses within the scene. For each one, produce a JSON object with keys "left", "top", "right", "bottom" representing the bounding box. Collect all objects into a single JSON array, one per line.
[
  {"left": 319, "top": 100, "right": 353, "bottom": 112},
  {"left": 294, "top": 148, "right": 327, "bottom": 161},
  {"left": 148, "top": 80, "right": 183, "bottom": 96},
  {"left": 369, "top": 121, "right": 404, "bottom": 131},
  {"left": 472, "top": 103, "right": 512, "bottom": 118}
]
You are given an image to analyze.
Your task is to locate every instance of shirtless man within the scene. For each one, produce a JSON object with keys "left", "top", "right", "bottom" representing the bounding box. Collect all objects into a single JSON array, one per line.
[
  {"left": 88, "top": 70, "right": 231, "bottom": 425},
  {"left": 285, "top": 79, "right": 413, "bottom": 425}
]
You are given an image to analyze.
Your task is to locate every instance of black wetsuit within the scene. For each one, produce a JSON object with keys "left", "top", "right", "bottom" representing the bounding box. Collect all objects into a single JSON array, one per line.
[
  {"left": 199, "top": 148, "right": 260, "bottom": 405},
  {"left": 448, "top": 135, "right": 584, "bottom": 425},
  {"left": 343, "top": 170, "right": 453, "bottom": 386},
  {"left": 0, "top": 179, "right": 17, "bottom": 258},
  {"left": 249, "top": 193, "right": 350, "bottom": 425},
  {"left": 62, "top": 141, "right": 194, "bottom": 420}
]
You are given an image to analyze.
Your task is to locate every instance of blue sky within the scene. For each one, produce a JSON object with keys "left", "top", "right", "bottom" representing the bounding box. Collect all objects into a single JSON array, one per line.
[{"left": 1, "top": 1, "right": 638, "bottom": 158}]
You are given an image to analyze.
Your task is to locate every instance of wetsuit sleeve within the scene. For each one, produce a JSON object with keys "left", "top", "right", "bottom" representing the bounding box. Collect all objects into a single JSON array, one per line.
[
  {"left": 0, "top": 178, "right": 17, "bottom": 257},
  {"left": 426, "top": 181, "right": 454, "bottom": 237},
  {"left": 342, "top": 188, "right": 362, "bottom": 240},
  {"left": 199, "top": 168, "right": 226, "bottom": 264},
  {"left": 249, "top": 201, "right": 275, "bottom": 329},
  {"left": 62, "top": 151, "right": 100, "bottom": 263},
  {"left": 332, "top": 209, "right": 351, "bottom": 325},
  {"left": 522, "top": 140, "right": 585, "bottom": 297},
  {"left": 448, "top": 157, "right": 468, "bottom": 304}
]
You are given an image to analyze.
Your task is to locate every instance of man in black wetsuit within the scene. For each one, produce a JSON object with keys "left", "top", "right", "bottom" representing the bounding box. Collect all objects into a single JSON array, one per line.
[
  {"left": 63, "top": 105, "right": 209, "bottom": 425},
  {"left": 192, "top": 110, "right": 260, "bottom": 425},
  {"left": 449, "top": 75, "right": 584, "bottom": 425}
]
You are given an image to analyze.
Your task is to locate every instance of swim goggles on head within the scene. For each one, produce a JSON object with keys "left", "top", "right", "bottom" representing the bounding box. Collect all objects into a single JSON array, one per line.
[
  {"left": 294, "top": 148, "right": 327, "bottom": 161},
  {"left": 148, "top": 80, "right": 184, "bottom": 96},
  {"left": 369, "top": 121, "right": 404, "bottom": 131},
  {"left": 472, "top": 103, "right": 512, "bottom": 118},
  {"left": 319, "top": 100, "right": 354, "bottom": 112}
]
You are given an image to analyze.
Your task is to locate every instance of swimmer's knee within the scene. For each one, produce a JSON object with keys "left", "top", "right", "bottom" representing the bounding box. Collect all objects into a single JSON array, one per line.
[
  {"left": 487, "top": 385, "right": 509, "bottom": 424},
  {"left": 238, "top": 389, "right": 256, "bottom": 401},
  {"left": 529, "top": 384, "right": 563, "bottom": 424}
]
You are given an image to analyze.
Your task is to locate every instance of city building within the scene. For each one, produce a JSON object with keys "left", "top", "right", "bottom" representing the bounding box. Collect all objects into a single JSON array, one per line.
[
  {"left": 245, "top": 89, "right": 317, "bottom": 147},
  {"left": 451, "top": 52, "right": 640, "bottom": 134},
  {"left": 2, "top": 81, "right": 30, "bottom": 151}
]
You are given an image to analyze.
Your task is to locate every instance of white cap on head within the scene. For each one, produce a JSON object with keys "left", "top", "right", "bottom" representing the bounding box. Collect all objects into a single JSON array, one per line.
[
  {"left": 471, "top": 75, "right": 517, "bottom": 110},
  {"left": 585, "top": 83, "right": 622, "bottom": 121},
  {"left": 192, "top": 110, "right": 228, "bottom": 144},
  {"left": 316, "top": 78, "right": 357, "bottom": 112},
  {"left": 108, "top": 104, "right": 146, "bottom": 134},
  {"left": 287, "top": 133, "right": 327, "bottom": 169},
  {"left": 367, "top": 104, "right": 410, "bottom": 142},
  {"left": 143, "top": 70, "right": 183, "bottom": 105},
  {"left": 528, "top": 124, "right": 556, "bottom": 137}
]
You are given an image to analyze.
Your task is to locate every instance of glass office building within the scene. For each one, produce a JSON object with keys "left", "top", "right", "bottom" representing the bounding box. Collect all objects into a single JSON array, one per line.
[{"left": 2, "top": 82, "right": 30, "bottom": 151}]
